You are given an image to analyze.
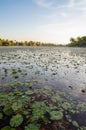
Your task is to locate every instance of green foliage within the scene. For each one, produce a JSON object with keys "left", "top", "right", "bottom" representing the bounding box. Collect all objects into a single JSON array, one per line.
[
  {"left": 12, "top": 101, "right": 23, "bottom": 112},
  {"left": 1, "top": 126, "right": 16, "bottom": 130},
  {"left": 38, "top": 86, "right": 53, "bottom": 96},
  {"left": 10, "top": 114, "right": 23, "bottom": 127},
  {"left": 78, "top": 126, "right": 86, "bottom": 130},
  {"left": 0, "top": 112, "right": 3, "bottom": 119},
  {"left": 13, "top": 75, "right": 19, "bottom": 79},
  {"left": 31, "top": 101, "right": 50, "bottom": 123},
  {"left": 2, "top": 41, "right": 9, "bottom": 46},
  {"left": 62, "top": 102, "right": 71, "bottom": 110},
  {"left": 12, "top": 69, "right": 17, "bottom": 74},
  {"left": 0, "top": 86, "right": 86, "bottom": 129},
  {"left": 72, "top": 121, "right": 79, "bottom": 127},
  {"left": 51, "top": 94, "right": 62, "bottom": 103},
  {"left": 3, "top": 105, "right": 13, "bottom": 116},
  {"left": 0, "top": 38, "right": 57, "bottom": 46},
  {"left": 25, "top": 90, "right": 34, "bottom": 95},
  {"left": 69, "top": 36, "right": 86, "bottom": 47},
  {"left": 25, "top": 123, "right": 40, "bottom": 130},
  {"left": 50, "top": 111, "right": 63, "bottom": 120}
]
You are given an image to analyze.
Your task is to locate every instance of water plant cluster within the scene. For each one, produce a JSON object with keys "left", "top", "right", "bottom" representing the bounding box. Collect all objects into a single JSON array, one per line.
[
  {"left": 0, "top": 85, "right": 86, "bottom": 130},
  {"left": 0, "top": 47, "right": 86, "bottom": 130},
  {"left": 0, "top": 47, "right": 86, "bottom": 94}
]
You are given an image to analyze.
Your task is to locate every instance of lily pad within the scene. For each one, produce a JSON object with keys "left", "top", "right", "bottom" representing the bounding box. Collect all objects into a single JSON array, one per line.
[
  {"left": 50, "top": 110, "right": 63, "bottom": 120},
  {"left": 12, "top": 102, "right": 23, "bottom": 111},
  {"left": 10, "top": 114, "right": 23, "bottom": 127},
  {"left": 25, "top": 123, "right": 40, "bottom": 130},
  {"left": 1, "top": 126, "right": 16, "bottom": 130},
  {"left": 0, "top": 112, "right": 3, "bottom": 119},
  {"left": 25, "top": 90, "right": 34, "bottom": 95},
  {"left": 72, "top": 120, "right": 79, "bottom": 127}
]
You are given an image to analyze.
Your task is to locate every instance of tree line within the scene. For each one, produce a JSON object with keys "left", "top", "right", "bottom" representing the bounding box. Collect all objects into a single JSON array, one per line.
[
  {"left": 0, "top": 38, "right": 57, "bottom": 46},
  {"left": 0, "top": 36, "right": 86, "bottom": 47},
  {"left": 68, "top": 36, "right": 86, "bottom": 47}
]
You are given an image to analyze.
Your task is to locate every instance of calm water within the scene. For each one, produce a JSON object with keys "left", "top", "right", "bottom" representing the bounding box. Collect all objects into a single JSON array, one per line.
[
  {"left": 0, "top": 46, "right": 86, "bottom": 100},
  {"left": 0, "top": 46, "right": 86, "bottom": 127}
]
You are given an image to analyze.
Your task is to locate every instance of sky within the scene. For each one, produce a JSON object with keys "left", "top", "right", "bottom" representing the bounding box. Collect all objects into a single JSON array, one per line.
[{"left": 0, "top": 0, "right": 86, "bottom": 44}]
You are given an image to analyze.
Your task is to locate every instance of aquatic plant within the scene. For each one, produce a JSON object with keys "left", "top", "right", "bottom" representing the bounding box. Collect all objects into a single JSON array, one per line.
[
  {"left": 25, "top": 123, "right": 40, "bottom": 130},
  {"left": 0, "top": 85, "right": 86, "bottom": 129},
  {"left": 0, "top": 112, "right": 3, "bottom": 119},
  {"left": 50, "top": 111, "right": 63, "bottom": 120},
  {"left": 13, "top": 75, "right": 19, "bottom": 79},
  {"left": 62, "top": 102, "right": 71, "bottom": 110},
  {"left": 10, "top": 114, "right": 23, "bottom": 127},
  {"left": 31, "top": 101, "right": 50, "bottom": 123},
  {"left": 12, "top": 101, "right": 23, "bottom": 112},
  {"left": 25, "top": 90, "right": 34, "bottom": 95},
  {"left": 51, "top": 94, "right": 62, "bottom": 103},
  {"left": 12, "top": 69, "right": 17, "bottom": 74},
  {"left": 1, "top": 126, "right": 16, "bottom": 130},
  {"left": 3, "top": 105, "right": 13, "bottom": 116},
  {"left": 72, "top": 120, "right": 79, "bottom": 128}
]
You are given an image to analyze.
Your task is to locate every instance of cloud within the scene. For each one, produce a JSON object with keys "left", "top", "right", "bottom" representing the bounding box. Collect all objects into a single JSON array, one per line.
[
  {"left": 34, "top": 0, "right": 86, "bottom": 11},
  {"left": 34, "top": 0, "right": 53, "bottom": 8},
  {"left": 60, "top": 12, "right": 67, "bottom": 17},
  {"left": 32, "top": 0, "right": 86, "bottom": 44},
  {"left": 33, "top": 0, "right": 86, "bottom": 19},
  {"left": 66, "top": 0, "right": 86, "bottom": 10},
  {"left": 34, "top": 15, "right": 86, "bottom": 44}
]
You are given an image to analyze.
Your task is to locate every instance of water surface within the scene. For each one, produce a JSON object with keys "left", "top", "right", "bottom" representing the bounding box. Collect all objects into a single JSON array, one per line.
[{"left": 0, "top": 47, "right": 86, "bottom": 99}]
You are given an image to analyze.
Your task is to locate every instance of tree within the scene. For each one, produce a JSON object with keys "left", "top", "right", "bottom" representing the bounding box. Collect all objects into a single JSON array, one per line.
[
  {"left": 69, "top": 36, "right": 86, "bottom": 47},
  {"left": 2, "top": 41, "right": 9, "bottom": 46}
]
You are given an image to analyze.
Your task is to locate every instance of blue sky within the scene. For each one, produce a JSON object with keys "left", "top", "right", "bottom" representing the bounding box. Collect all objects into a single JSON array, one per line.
[{"left": 0, "top": 0, "right": 86, "bottom": 44}]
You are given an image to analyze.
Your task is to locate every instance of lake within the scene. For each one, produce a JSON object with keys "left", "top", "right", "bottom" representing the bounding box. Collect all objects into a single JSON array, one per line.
[
  {"left": 0, "top": 47, "right": 86, "bottom": 98},
  {"left": 0, "top": 46, "right": 86, "bottom": 129}
]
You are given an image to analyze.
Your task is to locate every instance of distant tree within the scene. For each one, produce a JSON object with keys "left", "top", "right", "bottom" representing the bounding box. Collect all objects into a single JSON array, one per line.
[
  {"left": 0, "top": 39, "right": 2, "bottom": 46},
  {"left": 0, "top": 37, "right": 58, "bottom": 46},
  {"left": 68, "top": 36, "right": 86, "bottom": 47},
  {"left": 2, "top": 41, "right": 9, "bottom": 46}
]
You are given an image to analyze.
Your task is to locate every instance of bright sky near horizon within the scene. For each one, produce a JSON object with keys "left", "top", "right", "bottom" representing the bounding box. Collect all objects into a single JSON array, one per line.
[{"left": 0, "top": 0, "right": 86, "bottom": 44}]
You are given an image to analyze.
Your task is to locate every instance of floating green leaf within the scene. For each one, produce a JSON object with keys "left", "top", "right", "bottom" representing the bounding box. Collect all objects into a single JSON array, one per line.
[
  {"left": 51, "top": 94, "right": 62, "bottom": 102},
  {"left": 12, "top": 102, "right": 23, "bottom": 111},
  {"left": 10, "top": 114, "right": 23, "bottom": 127},
  {"left": 1, "top": 126, "right": 16, "bottom": 130},
  {"left": 3, "top": 105, "right": 13, "bottom": 116},
  {"left": 0, "top": 112, "right": 3, "bottom": 119},
  {"left": 72, "top": 121, "right": 79, "bottom": 127},
  {"left": 25, "top": 123, "right": 40, "bottom": 130},
  {"left": 62, "top": 102, "right": 71, "bottom": 110},
  {"left": 25, "top": 90, "right": 34, "bottom": 95},
  {"left": 31, "top": 101, "right": 50, "bottom": 122},
  {"left": 50, "top": 111, "right": 63, "bottom": 120}
]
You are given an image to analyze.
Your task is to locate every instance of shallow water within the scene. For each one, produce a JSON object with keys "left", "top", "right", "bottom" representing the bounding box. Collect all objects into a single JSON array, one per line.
[
  {"left": 0, "top": 46, "right": 86, "bottom": 128},
  {"left": 0, "top": 46, "right": 86, "bottom": 100}
]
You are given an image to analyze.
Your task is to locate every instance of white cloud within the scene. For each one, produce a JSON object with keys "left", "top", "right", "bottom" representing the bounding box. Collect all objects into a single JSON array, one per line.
[
  {"left": 32, "top": 0, "right": 86, "bottom": 44},
  {"left": 67, "top": 0, "right": 75, "bottom": 8},
  {"left": 34, "top": 0, "right": 53, "bottom": 8},
  {"left": 66, "top": 0, "right": 86, "bottom": 10},
  {"left": 34, "top": 0, "right": 86, "bottom": 19},
  {"left": 34, "top": 0, "right": 86, "bottom": 10},
  {"left": 60, "top": 12, "right": 67, "bottom": 17},
  {"left": 33, "top": 16, "right": 86, "bottom": 44}
]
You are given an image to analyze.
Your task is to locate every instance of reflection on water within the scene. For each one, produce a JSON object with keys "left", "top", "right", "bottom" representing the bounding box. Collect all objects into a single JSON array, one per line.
[
  {"left": 0, "top": 46, "right": 86, "bottom": 128},
  {"left": 0, "top": 47, "right": 86, "bottom": 100}
]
